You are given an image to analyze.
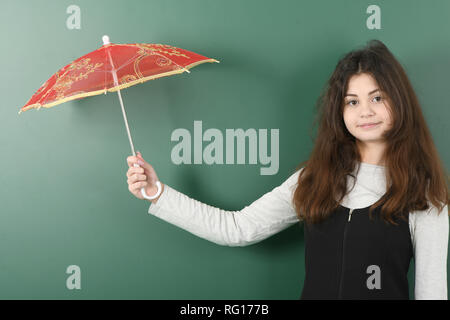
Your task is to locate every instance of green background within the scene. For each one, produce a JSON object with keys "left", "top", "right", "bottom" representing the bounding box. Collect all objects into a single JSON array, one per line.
[{"left": 1, "top": 0, "right": 449, "bottom": 299}]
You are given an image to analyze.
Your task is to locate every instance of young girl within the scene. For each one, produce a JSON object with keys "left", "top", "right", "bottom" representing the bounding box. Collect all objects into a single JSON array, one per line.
[{"left": 126, "top": 39, "right": 449, "bottom": 300}]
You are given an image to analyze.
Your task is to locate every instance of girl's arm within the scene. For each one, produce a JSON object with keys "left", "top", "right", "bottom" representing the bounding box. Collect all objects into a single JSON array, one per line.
[
  {"left": 147, "top": 169, "right": 302, "bottom": 246},
  {"left": 411, "top": 203, "right": 449, "bottom": 299}
]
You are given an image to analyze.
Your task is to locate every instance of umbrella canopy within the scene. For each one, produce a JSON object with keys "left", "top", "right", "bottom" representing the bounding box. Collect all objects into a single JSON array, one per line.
[
  {"left": 19, "top": 36, "right": 219, "bottom": 114},
  {"left": 19, "top": 35, "right": 219, "bottom": 200}
]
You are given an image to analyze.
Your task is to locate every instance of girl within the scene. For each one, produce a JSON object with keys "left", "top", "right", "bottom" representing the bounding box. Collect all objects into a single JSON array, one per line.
[{"left": 126, "top": 39, "right": 449, "bottom": 300}]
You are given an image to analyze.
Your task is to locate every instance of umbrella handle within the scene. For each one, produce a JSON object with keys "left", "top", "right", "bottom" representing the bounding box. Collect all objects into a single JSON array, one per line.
[{"left": 132, "top": 163, "right": 162, "bottom": 200}]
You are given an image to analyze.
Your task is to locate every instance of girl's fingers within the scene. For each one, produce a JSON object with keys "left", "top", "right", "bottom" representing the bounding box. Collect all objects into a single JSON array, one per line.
[
  {"left": 132, "top": 181, "right": 147, "bottom": 190},
  {"left": 126, "top": 156, "right": 140, "bottom": 167},
  {"left": 128, "top": 174, "right": 147, "bottom": 184},
  {"left": 126, "top": 167, "right": 144, "bottom": 178}
]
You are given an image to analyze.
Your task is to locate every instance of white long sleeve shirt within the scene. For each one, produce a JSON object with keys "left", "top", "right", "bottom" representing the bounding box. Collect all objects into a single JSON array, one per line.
[{"left": 147, "top": 161, "right": 449, "bottom": 300}]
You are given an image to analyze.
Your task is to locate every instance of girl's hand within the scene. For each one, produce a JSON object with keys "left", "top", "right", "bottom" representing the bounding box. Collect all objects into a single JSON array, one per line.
[{"left": 126, "top": 151, "right": 163, "bottom": 201}]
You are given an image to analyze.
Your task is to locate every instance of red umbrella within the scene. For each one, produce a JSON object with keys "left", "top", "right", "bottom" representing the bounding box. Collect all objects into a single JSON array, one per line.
[{"left": 19, "top": 35, "right": 220, "bottom": 199}]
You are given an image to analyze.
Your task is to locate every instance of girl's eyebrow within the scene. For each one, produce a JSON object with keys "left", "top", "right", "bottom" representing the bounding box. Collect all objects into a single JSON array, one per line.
[{"left": 345, "top": 88, "right": 380, "bottom": 97}]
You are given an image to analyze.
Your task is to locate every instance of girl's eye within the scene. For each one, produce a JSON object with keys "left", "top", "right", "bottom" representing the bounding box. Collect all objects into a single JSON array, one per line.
[
  {"left": 346, "top": 96, "right": 383, "bottom": 106},
  {"left": 373, "top": 96, "right": 383, "bottom": 102}
]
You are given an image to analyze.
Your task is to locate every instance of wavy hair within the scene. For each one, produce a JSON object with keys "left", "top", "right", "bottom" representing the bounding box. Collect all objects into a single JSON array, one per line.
[{"left": 292, "top": 39, "right": 449, "bottom": 225}]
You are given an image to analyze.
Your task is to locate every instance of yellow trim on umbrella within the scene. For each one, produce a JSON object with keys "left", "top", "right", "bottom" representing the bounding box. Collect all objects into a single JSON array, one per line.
[
  {"left": 185, "top": 59, "right": 220, "bottom": 70},
  {"left": 18, "top": 59, "right": 220, "bottom": 115}
]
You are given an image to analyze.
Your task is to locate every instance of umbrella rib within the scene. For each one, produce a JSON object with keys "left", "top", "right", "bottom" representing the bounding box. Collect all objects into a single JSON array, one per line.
[{"left": 107, "top": 52, "right": 142, "bottom": 73}]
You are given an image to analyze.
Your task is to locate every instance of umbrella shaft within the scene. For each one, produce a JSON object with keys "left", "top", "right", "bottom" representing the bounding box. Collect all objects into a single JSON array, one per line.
[
  {"left": 116, "top": 88, "right": 136, "bottom": 157},
  {"left": 105, "top": 45, "right": 137, "bottom": 157}
]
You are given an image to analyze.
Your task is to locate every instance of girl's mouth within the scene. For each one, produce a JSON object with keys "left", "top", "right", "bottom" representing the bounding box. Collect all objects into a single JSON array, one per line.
[{"left": 358, "top": 122, "right": 381, "bottom": 129}]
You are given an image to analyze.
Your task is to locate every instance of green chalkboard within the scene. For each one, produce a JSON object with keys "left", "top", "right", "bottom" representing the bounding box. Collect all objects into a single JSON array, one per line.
[{"left": 1, "top": 0, "right": 448, "bottom": 299}]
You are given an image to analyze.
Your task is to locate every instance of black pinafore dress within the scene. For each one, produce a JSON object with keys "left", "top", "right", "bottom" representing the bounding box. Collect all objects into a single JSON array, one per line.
[{"left": 300, "top": 204, "right": 413, "bottom": 300}]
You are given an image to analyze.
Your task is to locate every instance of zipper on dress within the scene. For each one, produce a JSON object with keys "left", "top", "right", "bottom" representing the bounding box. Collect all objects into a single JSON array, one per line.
[
  {"left": 338, "top": 208, "right": 354, "bottom": 299},
  {"left": 348, "top": 208, "right": 354, "bottom": 222}
]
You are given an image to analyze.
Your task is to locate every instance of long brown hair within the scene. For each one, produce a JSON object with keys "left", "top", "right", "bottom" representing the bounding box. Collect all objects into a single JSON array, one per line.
[{"left": 292, "top": 39, "right": 449, "bottom": 225}]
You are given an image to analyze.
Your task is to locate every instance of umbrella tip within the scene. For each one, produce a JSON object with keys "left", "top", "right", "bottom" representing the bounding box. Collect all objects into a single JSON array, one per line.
[{"left": 102, "top": 35, "right": 110, "bottom": 45}]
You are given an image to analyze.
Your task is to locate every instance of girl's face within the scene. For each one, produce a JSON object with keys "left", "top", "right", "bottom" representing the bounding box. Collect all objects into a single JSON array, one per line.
[{"left": 342, "top": 73, "right": 393, "bottom": 146}]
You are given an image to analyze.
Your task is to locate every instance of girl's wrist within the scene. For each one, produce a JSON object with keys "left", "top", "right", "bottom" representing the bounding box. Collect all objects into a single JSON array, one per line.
[{"left": 147, "top": 182, "right": 164, "bottom": 204}]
